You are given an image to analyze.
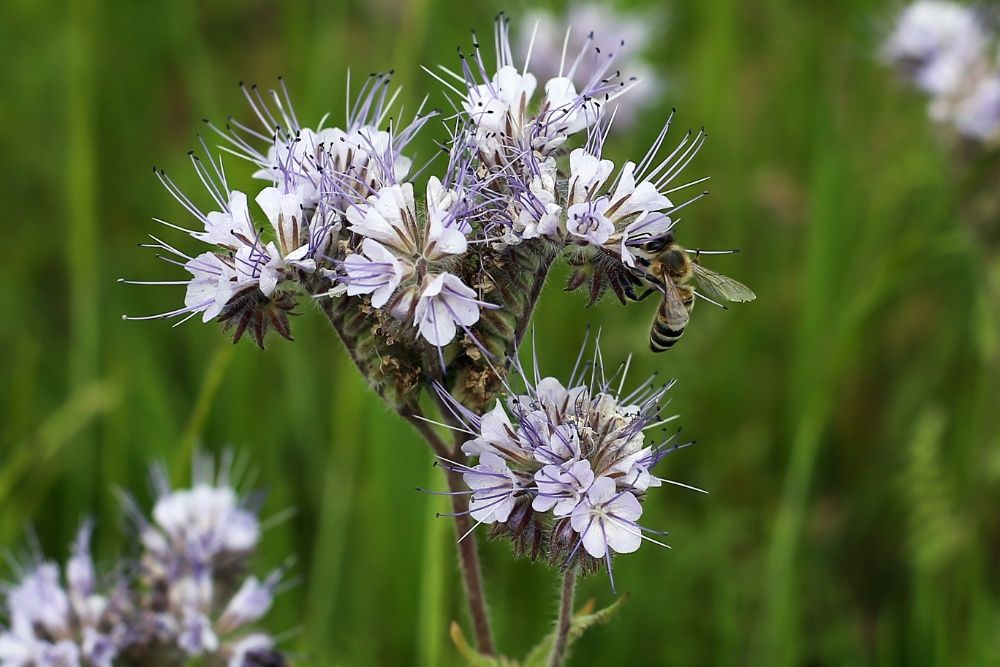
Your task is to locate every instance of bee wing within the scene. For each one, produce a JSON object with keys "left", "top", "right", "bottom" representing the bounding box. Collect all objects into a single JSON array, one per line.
[
  {"left": 661, "top": 276, "right": 691, "bottom": 325},
  {"left": 690, "top": 264, "right": 757, "bottom": 303}
]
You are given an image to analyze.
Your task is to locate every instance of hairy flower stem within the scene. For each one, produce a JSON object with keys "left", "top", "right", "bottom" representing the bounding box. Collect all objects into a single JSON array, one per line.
[
  {"left": 548, "top": 566, "right": 578, "bottom": 667},
  {"left": 318, "top": 298, "right": 377, "bottom": 385},
  {"left": 445, "top": 465, "right": 497, "bottom": 656},
  {"left": 403, "top": 413, "right": 496, "bottom": 654},
  {"left": 510, "top": 253, "right": 555, "bottom": 361}
]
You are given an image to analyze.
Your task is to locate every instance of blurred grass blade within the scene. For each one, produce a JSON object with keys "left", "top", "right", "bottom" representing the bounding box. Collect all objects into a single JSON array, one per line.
[
  {"left": 302, "top": 360, "right": 365, "bottom": 661},
  {"left": 64, "top": 0, "right": 99, "bottom": 541},
  {"left": 172, "top": 341, "right": 236, "bottom": 478},
  {"left": 417, "top": 466, "right": 450, "bottom": 667},
  {"left": 0, "top": 380, "right": 118, "bottom": 510}
]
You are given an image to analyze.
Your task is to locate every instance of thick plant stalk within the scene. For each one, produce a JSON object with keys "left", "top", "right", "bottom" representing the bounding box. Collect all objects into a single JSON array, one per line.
[
  {"left": 450, "top": 242, "right": 558, "bottom": 413},
  {"left": 318, "top": 293, "right": 499, "bottom": 653},
  {"left": 548, "top": 566, "right": 578, "bottom": 667}
]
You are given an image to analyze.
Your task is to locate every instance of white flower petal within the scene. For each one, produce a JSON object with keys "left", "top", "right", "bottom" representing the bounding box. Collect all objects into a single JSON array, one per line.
[
  {"left": 568, "top": 149, "right": 614, "bottom": 205},
  {"left": 604, "top": 515, "right": 642, "bottom": 554}
]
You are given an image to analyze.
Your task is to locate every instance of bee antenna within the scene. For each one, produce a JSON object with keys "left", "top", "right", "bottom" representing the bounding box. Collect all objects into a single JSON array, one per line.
[
  {"left": 693, "top": 291, "right": 728, "bottom": 310},
  {"left": 686, "top": 248, "right": 740, "bottom": 256}
]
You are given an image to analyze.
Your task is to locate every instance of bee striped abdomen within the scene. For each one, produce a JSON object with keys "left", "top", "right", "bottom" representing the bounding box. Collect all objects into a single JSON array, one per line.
[
  {"left": 650, "top": 319, "right": 686, "bottom": 351},
  {"left": 649, "top": 286, "right": 694, "bottom": 353}
]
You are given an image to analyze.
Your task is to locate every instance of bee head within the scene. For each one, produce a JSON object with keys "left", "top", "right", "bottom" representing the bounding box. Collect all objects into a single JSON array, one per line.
[
  {"left": 639, "top": 230, "right": 675, "bottom": 255},
  {"left": 642, "top": 238, "right": 667, "bottom": 254}
]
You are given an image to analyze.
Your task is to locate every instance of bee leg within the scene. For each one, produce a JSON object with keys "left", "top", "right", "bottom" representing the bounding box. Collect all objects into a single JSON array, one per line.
[{"left": 635, "top": 286, "right": 656, "bottom": 301}]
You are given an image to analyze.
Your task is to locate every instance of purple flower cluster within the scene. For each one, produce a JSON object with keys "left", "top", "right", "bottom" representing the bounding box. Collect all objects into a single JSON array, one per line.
[
  {"left": 435, "top": 338, "right": 702, "bottom": 587},
  {"left": 884, "top": 1, "right": 1000, "bottom": 141},
  {"left": 126, "top": 14, "right": 708, "bottom": 353},
  {"left": 126, "top": 456, "right": 285, "bottom": 666},
  {"left": 0, "top": 525, "right": 129, "bottom": 667},
  {"left": 0, "top": 455, "right": 286, "bottom": 667}
]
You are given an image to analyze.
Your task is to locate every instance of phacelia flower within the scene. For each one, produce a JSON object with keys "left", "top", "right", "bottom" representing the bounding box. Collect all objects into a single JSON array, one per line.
[
  {"left": 430, "top": 12, "right": 635, "bottom": 178},
  {"left": 221, "top": 75, "right": 431, "bottom": 211},
  {"left": 569, "top": 475, "right": 643, "bottom": 559},
  {"left": 0, "top": 524, "right": 130, "bottom": 667},
  {"left": 122, "top": 146, "right": 339, "bottom": 347},
  {"left": 128, "top": 14, "right": 746, "bottom": 409},
  {"left": 883, "top": 1, "right": 987, "bottom": 97},
  {"left": 340, "top": 178, "right": 495, "bottom": 347},
  {"left": 434, "top": 337, "right": 705, "bottom": 587},
  {"left": 343, "top": 238, "right": 405, "bottom": 308},
  {"left": 123, "top": 454, "right": 287, "bottom": 667},
  {"left": 413, "top": 273, "right": 486, "bottom": 347},
  {"left": 883, "top": 1, "right": 1000, "bottom": 143}
]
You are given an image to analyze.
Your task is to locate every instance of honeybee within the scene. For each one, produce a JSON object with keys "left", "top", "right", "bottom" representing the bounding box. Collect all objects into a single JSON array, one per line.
[{"left": 635, "top": 235, "right": 756, "bottom": 352}]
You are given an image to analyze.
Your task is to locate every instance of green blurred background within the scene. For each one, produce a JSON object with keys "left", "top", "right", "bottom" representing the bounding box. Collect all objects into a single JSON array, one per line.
[{"left": 2, "top": 0, "right": 1000, "bottom": 664}]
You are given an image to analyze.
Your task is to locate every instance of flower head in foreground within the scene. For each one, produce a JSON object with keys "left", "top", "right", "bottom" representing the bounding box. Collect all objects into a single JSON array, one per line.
[
  {"left": 883, "top": 1, "right": 1000, "bottom": 142},
  {"left": 0, "top": 524, "right": 130, "bottom": 667},
  {"left": 126, "top": 13, "right": 750, "bottom": 414},
  {"left": 122, "top": 453, "right": 287, "bottom": 667},
  {"left": 433, "top": 336, "right": 704, "bottom": 588},
  {"left": 121, "top": 74, "right": 433, "bottom": 347}
]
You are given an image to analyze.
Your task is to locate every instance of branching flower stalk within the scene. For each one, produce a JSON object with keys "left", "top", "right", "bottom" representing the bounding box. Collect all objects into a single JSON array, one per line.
[{"left": 125, "top": 13, "right": 751, "bottom": 663}]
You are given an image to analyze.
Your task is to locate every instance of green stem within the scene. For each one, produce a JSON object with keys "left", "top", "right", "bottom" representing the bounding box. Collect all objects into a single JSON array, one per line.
[
  {"left": 400, "top": 409, "right": 495, "bottom": 654},
  {"left": 508, "top": 250, "right": 557, "bottom": 367},
  {"left": 445, "top": 463, "right": 496, "bottom": 656},
  {"left": 398, "top": 407, "right": 498, "bottom": 655},
  {"left": 548, "top": 566, "right": 578, "bottom": 667}
]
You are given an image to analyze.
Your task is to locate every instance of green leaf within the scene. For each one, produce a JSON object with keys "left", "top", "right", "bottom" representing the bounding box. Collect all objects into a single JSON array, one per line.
[
  {"left": 522, "top": 594, "right": 629, "bottom": 667},
  {"left": 449, "top": 621, "right": 520, "bottom": 667}
]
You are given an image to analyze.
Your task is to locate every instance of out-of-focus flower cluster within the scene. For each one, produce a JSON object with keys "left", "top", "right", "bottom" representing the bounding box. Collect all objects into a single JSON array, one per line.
[
  {"left": 435, "top": 340, "right": 699, "bottom": 586},
  {"left": 0, "top": 524, "right": 129, "bottom": 667},
  {"left": 884, "top": 1, "right": 1000, "bottom": 142},
  {"left": 0, "top": 455, "right": 286, "bottom": 667},
  {"left": 518, "top": 3, "right": 664, "bottom": 129}
]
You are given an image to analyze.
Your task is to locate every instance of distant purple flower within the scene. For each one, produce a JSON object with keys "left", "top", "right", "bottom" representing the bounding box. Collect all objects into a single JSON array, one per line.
[
  {"left": 954, "top": 75, "right": 1000, "bottom": 140},
  {"left": 883, "top": 1, "right": 987, "bottom": 97},
  {"left": 883, "top": 2, "right": 1000, "bottom": 142},
  {"left": 519, "top": 4, "right": 664, "bottom": 129},
  {"left": 0, "top": 524, "right": 129, "bottom": 667},
  {"left": 125, "top": 453, "right": 286, "bottom": 666}
]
